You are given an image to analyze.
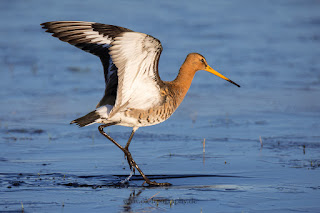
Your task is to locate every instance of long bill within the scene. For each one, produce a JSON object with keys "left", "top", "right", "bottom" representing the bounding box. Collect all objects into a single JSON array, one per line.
[{"left": 205, "top": 65, "right": 240, "bottom": 87}]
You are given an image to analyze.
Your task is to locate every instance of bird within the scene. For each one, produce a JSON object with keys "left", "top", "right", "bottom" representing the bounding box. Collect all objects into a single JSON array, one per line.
[{"left": 41, "top": 21, "right": 240, "bottom": 186}]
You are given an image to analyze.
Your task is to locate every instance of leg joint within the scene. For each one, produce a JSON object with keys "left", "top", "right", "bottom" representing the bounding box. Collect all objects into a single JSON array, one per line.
[{"left": 98, "top": 125, "right": 104, "bottom": 132}]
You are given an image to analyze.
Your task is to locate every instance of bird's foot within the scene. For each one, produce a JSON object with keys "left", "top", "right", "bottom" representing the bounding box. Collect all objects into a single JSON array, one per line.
[
  {"left": 123, "top": 149, "right": 172, "bottom": 187},
  {"left": 124, "top": 150, "right": 136, "bottom": 173},
  {"left": 120, "top": 170, "right": 134, "bottom": 184}
]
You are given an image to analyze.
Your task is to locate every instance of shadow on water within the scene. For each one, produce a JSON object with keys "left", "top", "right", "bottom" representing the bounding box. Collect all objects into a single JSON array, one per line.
[
  {"left": 2, "top": 172, "right": 248, "bottom": 189},
  {"left": 2, "top": 173, "right": 248, "bottom": 212}
]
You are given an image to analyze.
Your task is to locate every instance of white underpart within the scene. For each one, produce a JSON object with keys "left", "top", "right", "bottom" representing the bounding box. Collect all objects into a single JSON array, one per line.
[
  {"left": 95, "top": 105, "right": 113, "bottom": 123},
  {"left": 109, "top": 32, "right": 162, "bottom": 110}
]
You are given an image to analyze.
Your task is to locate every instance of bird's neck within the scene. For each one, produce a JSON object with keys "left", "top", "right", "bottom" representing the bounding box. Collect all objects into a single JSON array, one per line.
[{"left": 169, "top": 62, "right": 197, "bottom": 106}]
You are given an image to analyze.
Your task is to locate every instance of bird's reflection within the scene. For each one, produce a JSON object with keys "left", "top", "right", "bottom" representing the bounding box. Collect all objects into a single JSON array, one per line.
[{"left": 122, "top": 189, "right": 145, "bottom": 212}]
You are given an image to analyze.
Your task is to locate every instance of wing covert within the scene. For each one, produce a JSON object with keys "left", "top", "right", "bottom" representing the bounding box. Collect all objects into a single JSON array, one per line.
[{"left": 109, "top": 32, "right": 163, "bottom": 112}]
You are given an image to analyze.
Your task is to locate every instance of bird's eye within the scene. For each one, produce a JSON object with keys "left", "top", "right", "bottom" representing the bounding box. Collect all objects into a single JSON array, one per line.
[{"left": 200, "top": 59, "right": 205, "bottom": 63}]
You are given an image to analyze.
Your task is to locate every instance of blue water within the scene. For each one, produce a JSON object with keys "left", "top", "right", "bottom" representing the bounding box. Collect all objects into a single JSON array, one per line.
[{"left": 1, "top": 0, "right": 320, "bottom": 212}]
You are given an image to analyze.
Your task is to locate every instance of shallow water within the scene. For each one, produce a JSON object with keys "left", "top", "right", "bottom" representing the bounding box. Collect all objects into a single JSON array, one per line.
[{"left": 1, "top": 0, "right": 320, "bottom": 212}]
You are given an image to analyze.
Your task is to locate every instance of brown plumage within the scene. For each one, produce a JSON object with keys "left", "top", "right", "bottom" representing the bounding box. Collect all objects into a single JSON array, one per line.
[{"left": 41, "top": 21, "right": 240, "bottom": 186}]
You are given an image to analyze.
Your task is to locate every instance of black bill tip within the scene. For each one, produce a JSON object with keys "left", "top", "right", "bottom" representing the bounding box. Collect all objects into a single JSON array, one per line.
[{"left": 228, "top": 79, "right": 240, "bottom": 87}]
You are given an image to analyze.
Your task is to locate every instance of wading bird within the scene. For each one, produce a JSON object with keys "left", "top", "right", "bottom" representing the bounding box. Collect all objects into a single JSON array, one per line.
[{"left": 41, "top": 21, "right": 240, "bottom": 186}]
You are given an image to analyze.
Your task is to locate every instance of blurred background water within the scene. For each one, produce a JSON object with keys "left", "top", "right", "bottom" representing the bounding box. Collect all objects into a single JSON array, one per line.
[{"left": 1, "top": 0, "right": 320, "bottom": 212}]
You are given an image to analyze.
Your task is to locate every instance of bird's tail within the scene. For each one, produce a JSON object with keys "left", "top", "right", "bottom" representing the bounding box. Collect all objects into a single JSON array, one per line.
[
  {"left": 70, "top": 110, "right": 100, "bottom": 127},
  {"left": 70, "top": 105, "right": 113, "bottom": 127}
]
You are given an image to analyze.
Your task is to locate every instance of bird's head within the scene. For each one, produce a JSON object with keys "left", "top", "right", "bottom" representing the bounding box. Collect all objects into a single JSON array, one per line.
[{"left": 187, "top": 53, "right": 240, "bottom": 87}]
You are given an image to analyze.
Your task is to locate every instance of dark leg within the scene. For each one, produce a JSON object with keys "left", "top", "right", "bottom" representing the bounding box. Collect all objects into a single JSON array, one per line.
[
  {"left": 98, "top": 124, "right": 171, "bottom": 186},
  {"left": 124, "top": 128, "right": 137, "bottom": 171},
  {"left": 98, "top": 123, "right": 124, "bottom": 150},
  {"left": 125, "top": 129, "right": 136, "bottom": 150}
]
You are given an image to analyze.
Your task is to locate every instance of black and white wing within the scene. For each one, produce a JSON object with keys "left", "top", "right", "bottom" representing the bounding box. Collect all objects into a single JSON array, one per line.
[
  {"left": 41, "top": 21, "right": 133, "bottom": 107},
  {"left": 41, "top": 21, "right": 164, "bottom": 117},
  {"left": 109, "top": 32, "right": 164, "bottom": 114}
]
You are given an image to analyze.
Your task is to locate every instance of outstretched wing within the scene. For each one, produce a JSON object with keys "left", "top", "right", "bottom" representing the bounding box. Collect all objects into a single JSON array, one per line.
[
  {"left": 41, "top": 21, "right": 133, "bottom": 107},
  {"left": 109, "top": 32, "right": 164, "bottom": 115}
]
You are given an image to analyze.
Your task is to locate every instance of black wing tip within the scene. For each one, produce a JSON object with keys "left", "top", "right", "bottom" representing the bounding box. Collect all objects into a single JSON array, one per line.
[
  {"left": 40, "top": 22, "right": 54, "bottom": 31},
  {"left": 40, "top": 22, "right": 48, "bottom": 29},
  {"left": 40, "top": 21, "right": 55, "bottom": 27},
  {"left": 40, "top": 21, "right": 85, "bottom": 28}
]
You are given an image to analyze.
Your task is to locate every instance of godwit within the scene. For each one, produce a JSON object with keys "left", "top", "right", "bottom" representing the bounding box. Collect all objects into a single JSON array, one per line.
[{"left": 41, "top": 21, "right": 240, "bottom": 186}]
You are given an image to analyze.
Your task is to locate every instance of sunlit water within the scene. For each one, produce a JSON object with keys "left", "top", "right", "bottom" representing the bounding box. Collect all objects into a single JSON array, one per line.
[{"left": 1, "top": 0, "right": 320, "bottom": 212}]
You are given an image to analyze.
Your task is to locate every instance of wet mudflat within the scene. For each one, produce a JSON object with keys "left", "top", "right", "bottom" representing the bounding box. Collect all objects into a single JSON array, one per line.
[{"left": 1, "top": 0, "right": 320, "bottom": 212}]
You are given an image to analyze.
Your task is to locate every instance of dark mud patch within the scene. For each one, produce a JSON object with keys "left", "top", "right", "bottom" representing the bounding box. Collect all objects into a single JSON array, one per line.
[
  {"left": 1, "top": 128, "right": 45, "bottom": 141},
  {"left": 6, "top": 128, "right": 45, "bottom": 135},
  {"left": 3, "top": 136, "right": 33, "bottom": 142},
  {"left": 261, "top": 135, "right": 320, "bottom": 150},
  {"left": 288, "top": 159, "right": 320, "bottom": 170}
]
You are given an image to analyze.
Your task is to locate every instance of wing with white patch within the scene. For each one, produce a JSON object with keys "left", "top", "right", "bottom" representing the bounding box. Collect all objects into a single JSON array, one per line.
[
  {"left": 109, "top": 32, "right": 164, "bottom": 112},
  {"left": 41, "top": 21, "right": 132, "bottom": 56},
  {"left": 41, "top": 21, "right": 133, "bottom": 107}
]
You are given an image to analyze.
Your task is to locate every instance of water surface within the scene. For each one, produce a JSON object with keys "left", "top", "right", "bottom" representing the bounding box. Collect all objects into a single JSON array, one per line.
[{"left": 1, "top": 0, "right": 320, "bottom": 212}]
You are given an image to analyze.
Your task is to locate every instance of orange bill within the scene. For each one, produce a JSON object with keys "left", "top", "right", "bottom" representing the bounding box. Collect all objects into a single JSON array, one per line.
[{"left": 205, "top": 65, "right": 240, "bottom": 87}]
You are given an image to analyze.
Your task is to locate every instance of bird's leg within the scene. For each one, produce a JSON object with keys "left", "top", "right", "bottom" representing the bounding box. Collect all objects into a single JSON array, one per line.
[
  {"left": 98, "top": 124, "right": 137, "bottom": 176},
  {"left": 123, "top": 128, "right": 171, "bottom": 186},
  {"left": 98, "top": 123, "right": 124, "bottom": 150},
  {"left": 98, "top": 125, "right": 171, "bottom": 186},
  {"left": 125, "top": 129, "right": 136, "bottom": 150},
  {"left": 124, "top": 129, "right": 137, "bottom": 171}
]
